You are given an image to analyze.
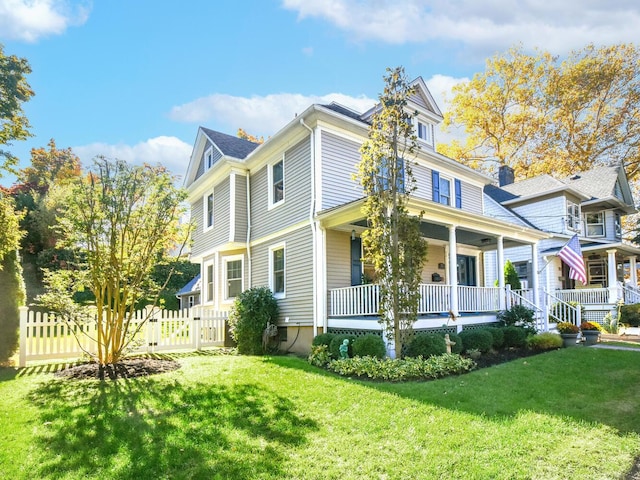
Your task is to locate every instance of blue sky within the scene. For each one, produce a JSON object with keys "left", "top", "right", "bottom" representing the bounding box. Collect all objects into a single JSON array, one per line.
[{"left": 1, "top": 0, "right": 639, "bottom": 186}]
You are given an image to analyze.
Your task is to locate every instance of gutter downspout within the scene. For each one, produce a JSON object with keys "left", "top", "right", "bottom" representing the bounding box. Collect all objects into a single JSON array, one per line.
[{"left": 300, "top": 118, "right": 319, "bottom": 337}]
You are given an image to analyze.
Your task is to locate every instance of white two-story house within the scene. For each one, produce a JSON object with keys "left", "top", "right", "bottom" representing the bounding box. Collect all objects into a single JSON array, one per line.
[
  {"left": 183, "top": 77, "right": 549, "bottom": 353},
  {"left": 484, "top": 164, "right": 640, "bottom": 324}
]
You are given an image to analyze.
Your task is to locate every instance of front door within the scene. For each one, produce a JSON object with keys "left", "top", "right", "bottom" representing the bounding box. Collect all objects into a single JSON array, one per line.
[
  {"left": 351, "top": 237, "right": 362, "bottom": 286},
  {"left": 457, "top": 255, "right": 477, "bottom": 286}
]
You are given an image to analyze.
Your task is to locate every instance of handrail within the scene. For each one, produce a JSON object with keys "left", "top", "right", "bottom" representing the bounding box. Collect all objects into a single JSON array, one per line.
[{"left": 544, "top": 289, "right": 581, "bottom": 328}]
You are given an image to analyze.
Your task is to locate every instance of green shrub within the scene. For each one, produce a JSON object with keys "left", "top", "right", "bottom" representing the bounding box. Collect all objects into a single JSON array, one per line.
[
  {"left": 352, "top": 334, "right": 386, "bottom": 359},
  {"left": 327, "top": 354, "right": 476, "bottom": 381},
  {"left": 527, "top": 332, "right": 562, "bottom": 351},
  {"left": 502, "top": 326, "right": 528, "bottom": 348},
  {"left": 498, "top": 304, "right": 536, "bottom": 334},
  {"left": 459, "top": 329, "right": 493, "bottom": 353},
  {"left": 329, "top": 334, "right": 357, "bottom": 359},
  {"left": 484, "top": 327, "right": 504, "bottom": 350},
  {"left": 438, "top": 332, "right": 463, "bottom": 354},
  {"left": 228, "top": 286, "right": 279, "bottom": 355},
  {"left": 312, "top": 332, "right": 336, "bottom": 347},
  {"left": 308, "top": 345, "right": 332, "bottom": 367},
  {"left": 0, "top": 251, "right": 26, "bottom": 364},
  {"left": 405, "top": 333, "right": 446, "bottom": 358},
  {"left": 620, "top": 304, "right": 640, "bottom": 326}
]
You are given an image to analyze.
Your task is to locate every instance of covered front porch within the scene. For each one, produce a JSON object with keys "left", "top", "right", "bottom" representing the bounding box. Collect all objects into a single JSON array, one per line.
[{"left": 316, "top": 197, "right": 549, "bottom": 333}]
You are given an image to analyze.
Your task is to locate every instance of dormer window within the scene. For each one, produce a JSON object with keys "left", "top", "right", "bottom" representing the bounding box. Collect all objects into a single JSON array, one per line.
[
  {"left": 205, "top": 146, "right": 214, "bottom": 171},
  {"left": 417, "top": 122, "right": 433, "bottom": 145}
]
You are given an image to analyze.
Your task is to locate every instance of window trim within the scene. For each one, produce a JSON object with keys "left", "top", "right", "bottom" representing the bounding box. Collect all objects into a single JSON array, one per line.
[
  {"left": 204, "top": 261, "right": 215, "bottom": 304},
  {"left": 566, "top": 201, "right": 581, "bottom": 232},
  {"left": 615, "top": 212, "right": 622, "bottom": 239},
  {"left": 269, "top": 242, "right": 286, "bottom": 299},
  {"left": 268, "top": 155, "right": 285, "bottom": 210},
  {"left": 203, "top": 190, "right": 214, "bottom": 231},
  {"left": 223, "top": 255, "right": 244, "bottom": 302},
  {"left": 432, "top": 170, "right": 462, "bottom": 208},
  {"left": 204, "top": 146, "right": 214, "bottom": 171},
  {"left": 417, "top": 121, "right": 434, "bottom": 146},
  {"left": 584, "top": 211, "right": 605, "bottom": 237}
]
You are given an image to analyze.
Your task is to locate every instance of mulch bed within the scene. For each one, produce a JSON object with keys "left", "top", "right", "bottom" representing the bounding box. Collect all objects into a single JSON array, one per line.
[
  {"left": 54, "top": 358, "right": 181, "bottom": 381},
  {"left": 471, "top": 347, "right": 546, "bottom": 369}
]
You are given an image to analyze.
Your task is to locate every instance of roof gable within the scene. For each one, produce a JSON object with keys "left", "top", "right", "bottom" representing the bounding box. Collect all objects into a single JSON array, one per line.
[{"left": 184, "top": 127, "right": 261, "bottom": 187}]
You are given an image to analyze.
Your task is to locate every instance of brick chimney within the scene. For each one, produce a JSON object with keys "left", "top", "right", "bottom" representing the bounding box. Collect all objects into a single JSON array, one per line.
[{"left": 498, "top": 165, "right": 515, "bottom": 186}]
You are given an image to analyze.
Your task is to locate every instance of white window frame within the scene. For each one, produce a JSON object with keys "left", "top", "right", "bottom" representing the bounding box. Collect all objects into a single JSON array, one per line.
[
  {"left": 268, "top": 155, "right": 285, "bottom": 210},
  {"left": 584, "top": 211, "right": 605, "bottom": 237},
  {"left": 205, "top": 146, "right": 214, "bottom": 171},
  {"left": 269, "top": 242, "right": 286, "bottom": 299},
  {"left": 204, "top": 260, "right": 215, "bottom": 304},
  {"left": 417, "top": 121, "right": 434, "bottom": 146},
  {"left": 188, "top": 295, "right": 195, "bottom": 308},
  {"left": 566, "top": 201, "right": 581, "bottom": 232},
  {"left": 438, "top": 175, "right": 452, "bottom": 206},
  {"left": 203, "top": 190, "right": 214, "bottom": 231},
  {"left": 223, "top": 255, "right": 244, "bottom": 302}
]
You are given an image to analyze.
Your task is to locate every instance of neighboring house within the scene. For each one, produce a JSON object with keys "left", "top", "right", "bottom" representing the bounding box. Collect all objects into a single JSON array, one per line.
[
  {"left": 183, "top": 77, "right": 549, "bottom": 354},
  {"left": 484, "top": 164, "right": 640, "bottom": 324},
  {"left": 176, "top": 273, "right": 201, "bottom": 310}
]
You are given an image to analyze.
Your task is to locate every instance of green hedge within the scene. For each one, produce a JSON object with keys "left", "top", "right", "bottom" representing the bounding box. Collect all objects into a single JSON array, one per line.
[
  {"left": 352, "top": 334, "right": 386, "bottom": 359},
  {"left": 620, "top": 304, "right": 640, "bottom": 326},
  {"left": 405, "top": 333, "right": 446, "bottom": 358}
]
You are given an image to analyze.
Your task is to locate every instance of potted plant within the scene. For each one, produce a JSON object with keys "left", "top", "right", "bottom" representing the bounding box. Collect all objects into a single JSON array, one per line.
[
  {"left": 556, "top": 322, "right": 580, "bottom": 347},
  {"left": 580, "top": 321, "right": 600, "bottom": 346}
]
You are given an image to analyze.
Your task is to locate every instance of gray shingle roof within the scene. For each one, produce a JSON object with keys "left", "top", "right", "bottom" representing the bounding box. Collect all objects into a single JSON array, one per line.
[
  {"left": 321, "top": 102, "right": 368, "bottom": 122},
  {"left": 201, "top": 127, "right": 260, "bottom": 159},
  {"left": 498, "top": 174, "right": 565, "bottom": 197},
  {"left": 562, "top": 164, "right": 620, "bottom": 200}
]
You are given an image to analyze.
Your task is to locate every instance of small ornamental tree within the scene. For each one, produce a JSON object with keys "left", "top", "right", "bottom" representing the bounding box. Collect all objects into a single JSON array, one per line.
[
  {"left": 38, "top": 157, "right": 191, "bottom": 366},
  {"left": 356, "top": 66, "right": 428, "bottom": 357},
  {"left": 504, "top": 260, "right": 522, "bottom": 290}
]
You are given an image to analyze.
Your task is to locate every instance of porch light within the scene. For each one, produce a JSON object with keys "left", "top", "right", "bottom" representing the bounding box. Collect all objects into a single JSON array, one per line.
[{"left": 351, "top": 229, "right": 356, "bottom": 240}]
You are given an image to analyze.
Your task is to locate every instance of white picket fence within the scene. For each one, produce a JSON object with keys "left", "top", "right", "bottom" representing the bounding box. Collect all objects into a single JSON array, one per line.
[{"left": 18, "top": 305, "right": 229, "bottom": 367}]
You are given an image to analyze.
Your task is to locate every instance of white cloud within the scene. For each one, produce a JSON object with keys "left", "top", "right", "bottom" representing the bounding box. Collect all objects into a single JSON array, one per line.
[
  {"left": 0, "top": 0, "right": 90, "bottom": 42},
  {"left": 169, "top": 92, "right": 376, "bottom": 138},
  {"left": 281, "top": 0, "right": 640, "bottom": 55},
  {"left": 73, "top": 136, "right": 193, "bottom": 181}
]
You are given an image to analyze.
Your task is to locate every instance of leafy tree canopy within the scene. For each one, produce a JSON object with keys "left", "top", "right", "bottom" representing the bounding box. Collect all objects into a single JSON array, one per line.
[
  {"left": 0, "top": 44, "right": 34, "bottom": 174},
  {"left": 439, "top": 43, "right": 640, "bottom": 180}
]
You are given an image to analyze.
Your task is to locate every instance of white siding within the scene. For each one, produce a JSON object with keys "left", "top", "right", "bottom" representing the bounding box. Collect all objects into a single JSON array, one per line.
[{"left": 512, "top": 196, "right": 566, "bottom": 233}]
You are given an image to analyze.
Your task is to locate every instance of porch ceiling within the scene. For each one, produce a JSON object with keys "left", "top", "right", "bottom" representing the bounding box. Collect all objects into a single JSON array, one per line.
[{"left": 351, "top": 218, "right": 529, "bottom": 250}]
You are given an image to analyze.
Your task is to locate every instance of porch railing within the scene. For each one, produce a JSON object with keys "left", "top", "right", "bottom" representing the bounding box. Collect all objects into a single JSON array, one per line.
[
  {"left": 621, "top": 283, "right": 640, "bottom": 305},
  {"left": 555, "top": 288, "right": 609, "bottom": 305},
  {"left": 545, "top": 290, "right": 581, "bottom": 327},
  {"left": 329, "top": 284, "right": 504, "bottom": 317},
  {"left": 458, "top": 286, "right": 501, "bottom": 312}
]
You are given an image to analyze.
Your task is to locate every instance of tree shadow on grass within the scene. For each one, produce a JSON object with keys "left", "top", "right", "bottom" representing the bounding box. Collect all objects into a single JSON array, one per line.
[
  {"left": 268, "top": 349, "right": 640, "bottom": 435},
  {"left": 28, "top": 376, "right": 317, "bottom": 479}
]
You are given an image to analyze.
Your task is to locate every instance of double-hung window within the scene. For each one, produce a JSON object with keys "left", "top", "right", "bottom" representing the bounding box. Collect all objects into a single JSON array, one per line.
[
  {"left": 270, "top": 244, "right": 286, "bottom": 298},
  {"left": 269, "top": 157, "right": 285, "bottom": 208},
  {"left": 585, "top": 212, "right": 605, "bottom": 237},
  {"left": 203, "top": 192, "right": 214, "bottom": 230},
  {"left": 432, "top": 170, "right": 462, "bottom": 208},
  {"left": 205, "top": 262, "right": 214, "bottom": 303},
  {"left": 225, "top": 257, "right": 243, "bottom": 300},
  {"left": 375, "top": 157, "right": 405, "bottom": 193}
]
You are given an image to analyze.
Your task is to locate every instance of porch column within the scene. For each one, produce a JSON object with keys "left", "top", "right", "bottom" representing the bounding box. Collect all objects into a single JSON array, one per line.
[
  {"left": 627, "top": 256, "right": 638, "bottom": 288},
  {"left": 531, "top": 243, "right": 544, "bottom": 330},
  {"left": 497, "top": 235, "right": 506, "bottom": 310},
  {"left": 448, "top": 225, "right": 459, "bottom": 317},
  {"left": 607, "top": 249, "right": 619, "bottom": 303}
]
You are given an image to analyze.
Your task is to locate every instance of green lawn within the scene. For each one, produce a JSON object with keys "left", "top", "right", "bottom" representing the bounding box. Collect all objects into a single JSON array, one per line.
[{"left": 1, "top": 348, "right": 639, "bottom": 479}]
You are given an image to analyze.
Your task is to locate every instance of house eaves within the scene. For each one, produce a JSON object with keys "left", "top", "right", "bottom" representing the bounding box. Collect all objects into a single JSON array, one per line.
[
  {"left": 501, "top": 185, "right": 590, "bottom": 206},
  {"left": 581, "top": 195, "right": 637, "bottom": 214}
]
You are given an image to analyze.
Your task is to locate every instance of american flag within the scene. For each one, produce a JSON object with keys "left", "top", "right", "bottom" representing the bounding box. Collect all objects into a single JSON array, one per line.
[{"left": 558, "top": 234, "right": 587, "bottom": 284}]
